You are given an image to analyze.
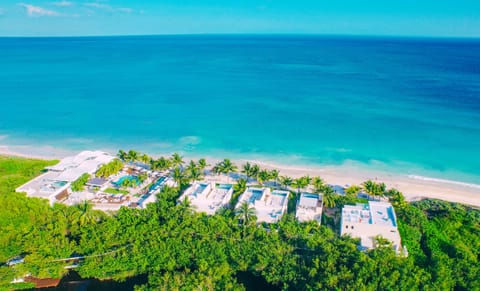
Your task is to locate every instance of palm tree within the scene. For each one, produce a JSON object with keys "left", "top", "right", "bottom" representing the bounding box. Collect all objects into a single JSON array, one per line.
[
  {"left": 257, "top": 169, "right": 271, "bottom": 186},
  {"left": 75, "top": 200, "right": 96, "bottom": 226},
  {"left": 172, "top": 167, "right": 186, "bottom": 187},
  {"left": 220, "top": 159, "right": 237, "bottom": 180},
  {"left": 153, "top": 157, "right": 171, "bottom": 171},
  {"left": 198, "top": 158, "right": 208, "bottom": 171},
  {"left": 279, "top": 176, "right": 293, "bottom": 190},
  {"left": 212, "top": 162, "right": 223, "bottom": 175},
  {"left": 138, "top": 173, "right": 148, "bottom": 183},
  {"left": 374, "top": 235, "right": 393, "bottom": 248},
  {"left": 293, "top": 176, "right": 309, "bottom": 194},
  {"left": 322, "top": 186, "right": 337, "bottom": 208},
  {"left": 117, "top": 150, "right": 127, "bottom": 162},
  {"left": 140, "top": 153, "right": 150, "bottom": 166},
  {"left": 242, "top": 162, "right": 253, "bottom": 181},
  {"left": 127, "top": 150, "right": 139, "bottom": 163},
  {"left": 345, "top": 185, "right": 361, "bottom": 199},
  {"left": 304, "top": 175, "right": 312, "bottom": 185},
  {"left": 251, "top": 165, "right": 260, "bottom": 180},
  {"left": 185, "top": 160, "right": 197, "bottom": 174},
  {"left": 269, "top": 169, "right": 279, "bottom": 186},
  {"left": 234, "top": 178, "right": 247, "bottom": 194},
  {"left": 312, "top": 176, "right": 325, "bottom": 193},
  {"left": 236, "top": 201, "right": 256, "bottom": 237},
  {"left": 171, "top": 153, "right": 184, "bottom": 168},
  {"left": 178, "top": 196, "right": 194, "bottom": 215},
  {"left": 188, "top": 166, "right": 203, "bottom": 181},
  {"left": 362, "top": 180, "right": 386, "bottom": 201}
]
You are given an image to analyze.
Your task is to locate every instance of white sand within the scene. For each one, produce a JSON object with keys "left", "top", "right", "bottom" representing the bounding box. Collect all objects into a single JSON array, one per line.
[{"left": 1, "top": 144, "right": 479, "bottom": 207}]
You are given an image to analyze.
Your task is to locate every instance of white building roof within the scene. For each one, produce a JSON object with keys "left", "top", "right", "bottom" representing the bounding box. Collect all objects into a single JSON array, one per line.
[
  {"left": 341, "top": 201, "right": 402, "bottom": 253},
  {"left": 179, "top": 182, "right": 233, "bottom": 215},
  {"left": 16, "top": 151, "right": 115, "bottom": 205},
  {"left": 49, "top": 151, "right": 115, "bottom": 182},
  {"left": 236, "top": 187, "right": 289, "bottom": 223},
  {"left": 296, "top": 192, "right": 323, "bottom": 223}
]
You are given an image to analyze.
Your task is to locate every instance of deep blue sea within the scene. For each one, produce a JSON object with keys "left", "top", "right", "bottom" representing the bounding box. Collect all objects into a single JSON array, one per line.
[{"left": 0, "top": 35, "right": 479, "bottom": 183}]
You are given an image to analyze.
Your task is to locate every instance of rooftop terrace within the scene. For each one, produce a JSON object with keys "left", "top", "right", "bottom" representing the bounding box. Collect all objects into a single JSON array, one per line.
[
  {"left": 341, "top": 201, "right": 402, "bottom": 253},
  {"left": 237, "top": 187, "right": 289, "bottom": 223},
  {"left": 296, "top": 192, "right": 323, "bottom": 223},
  {"left": 180, "top": 182, "right": 234, "bottom": 215}
]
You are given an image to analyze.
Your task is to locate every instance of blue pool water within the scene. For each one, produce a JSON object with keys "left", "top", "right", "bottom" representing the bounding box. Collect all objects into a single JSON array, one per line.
[
  {"left": 114, "top": 175, "right": 140, "bottom": 186},
  {"left": 217, "top": 184, "right": 233, "bottom": 190},
  {"left": 302, "top": 193, "right": 319, "bottom": 199},
  {"left": 0, "top": 35, "right": 479, "bottom": 184},
  {"left": 149, "top": 177, "right": 166, "bottom": 191}
]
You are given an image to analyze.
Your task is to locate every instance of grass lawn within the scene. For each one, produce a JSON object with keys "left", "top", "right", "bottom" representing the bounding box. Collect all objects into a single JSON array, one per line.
[
  {"left": 104, "top": 187, "right": 129, "bottom": 195},
  {"left": 0, "top": 155, "right": 58, "bottom": 194}
]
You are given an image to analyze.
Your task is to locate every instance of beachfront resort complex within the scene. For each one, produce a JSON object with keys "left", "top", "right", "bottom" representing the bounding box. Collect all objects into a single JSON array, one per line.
[
  {"left": 15, "top": 150, "right": 405, "bottom": 253},
  {"left": 16, "top": 151, "right": 174, "bottom": 211}
]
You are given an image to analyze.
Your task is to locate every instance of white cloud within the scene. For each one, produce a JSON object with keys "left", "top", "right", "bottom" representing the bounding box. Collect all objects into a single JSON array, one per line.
[
  {"left": 84, "top": 2, "right": 136, "bottom": 14},
  {"left": 52, "top": 1, "right": 74, "bottom": 7},
  {"left": 84, "top": 2, "right": 108, "bottom": 9},
  {"left": 19, "top": 3, "right": 59, "bottom": 17}
]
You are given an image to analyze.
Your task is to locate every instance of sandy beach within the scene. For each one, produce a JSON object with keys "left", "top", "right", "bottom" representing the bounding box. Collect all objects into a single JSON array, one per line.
[{"left": 1, "top": 144, "right": 479, "bottom": 208}]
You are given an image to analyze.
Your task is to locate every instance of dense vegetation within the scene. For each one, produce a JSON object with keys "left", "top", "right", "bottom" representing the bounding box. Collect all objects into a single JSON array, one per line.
[
  {"left": 0, "top": 155, "right": 479, "bottom": 290},
  {"left": 96, "top": 159, "right": 124, "bottom": 179},
  {"left": 71, "top": 173, "right": 90, "bottom": 192}
]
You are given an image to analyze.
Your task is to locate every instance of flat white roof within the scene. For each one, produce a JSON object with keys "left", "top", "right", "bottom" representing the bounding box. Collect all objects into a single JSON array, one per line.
[
  {"left": 342, "top": 204, "right": 372, "bottom": 224},
  {"left": 236, "top": 187, "right": 289, "bottom": 223},
  {"left": 341, "top": 201, "right": 402, "bottom": 252},
  {"left": 296, "top": 192, "right": 323, "bottom": 223},
  {"left": 180, "top": 182, "right": 234, "bottom": 215},
  {"left": 298, "top": 192, "right": 322, "bottom": 208},
  {"left": 342, "top": 201, "right": 397, "bottom": 227},
  {"left": 16, "top": 151, "right": 115, "bottom": 203},
  {"left": 16, "top": 171, "right": 69, "bottom": 200},
  {"left": 47, "top": 151, "right": 115, "bottom": 182},
  {"left": 369, "top": 202, "right": 398, "bottom": 227},
  {"left": 237, "top": 187, "right": 267, "bottom": 206}
]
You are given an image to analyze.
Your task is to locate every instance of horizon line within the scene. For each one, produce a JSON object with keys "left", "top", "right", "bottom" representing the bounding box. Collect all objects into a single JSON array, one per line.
[{"left": 1, "top": 32, "right": 480, "bottom": 40}]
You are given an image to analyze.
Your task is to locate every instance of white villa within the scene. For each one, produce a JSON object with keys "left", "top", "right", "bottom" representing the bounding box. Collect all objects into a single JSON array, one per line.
[
  {"left": 16, "top": 151, "right": 115, "bottom": 205},
  {"left": 179, "top": 182, "right": 234, "bottom": 215},
  {"left": 296, "top": 192, "right": 323, "bottom": 223},
  {"left": 340, "top": 201, "right": 404, "bottom": 253},
  {"left": 236, "top": 187, "right": 289, "bottom": 223}
]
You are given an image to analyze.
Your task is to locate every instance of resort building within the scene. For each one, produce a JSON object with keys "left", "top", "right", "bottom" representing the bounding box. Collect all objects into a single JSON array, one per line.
[
  {"left": 296, "top": 192, "right": 323, "bottom": 223},
  {"left": 16, "top": 151, "right": 115, "bottom": 205},
  {"left": 340, "top": 201, "right": 403, "bottom": 253},
  {"left": 179, "top": 182, "right": 234, "bottom": 215},
  {"left": 236, "top": 187, "right": 289, "bottom": 223}
]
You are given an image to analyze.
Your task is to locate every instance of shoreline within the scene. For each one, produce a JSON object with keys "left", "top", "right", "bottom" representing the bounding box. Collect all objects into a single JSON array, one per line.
[{"left": 1, "top": 144, "right": 479, "bottom": 207}]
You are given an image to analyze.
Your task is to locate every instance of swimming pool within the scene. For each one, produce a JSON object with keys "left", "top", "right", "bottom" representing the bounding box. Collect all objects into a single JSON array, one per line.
[
  {"left": 148, "top": 176, "right": 166, "bottom": 191},
  {"left": 217, "top": 184, "right": 233, "bottom": 190},
  {"left": 302, "top": 193, "right": 319, "bottom": 199},
  {"left": 53, "top": 181, "right": 68, "bottom": 187},
  {"left": 113, "top": 175, "right": 140, "bottom": 186}
]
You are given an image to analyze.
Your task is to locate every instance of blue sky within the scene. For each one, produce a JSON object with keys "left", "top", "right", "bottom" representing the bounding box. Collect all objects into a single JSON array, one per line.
[{"left": 0, "top": 0, "right": 479, "bottom": 37}]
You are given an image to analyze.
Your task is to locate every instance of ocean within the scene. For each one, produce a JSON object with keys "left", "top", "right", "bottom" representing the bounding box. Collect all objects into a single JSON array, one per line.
[{"left": 0, "top": 35, "right": 479, "bottom": 184}]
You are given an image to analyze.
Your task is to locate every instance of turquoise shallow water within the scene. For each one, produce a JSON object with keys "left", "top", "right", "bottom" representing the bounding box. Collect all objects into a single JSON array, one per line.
[{"left": 0, "top": 35, "right": 479, "bottom": 183}]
